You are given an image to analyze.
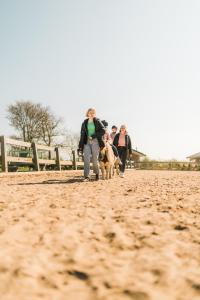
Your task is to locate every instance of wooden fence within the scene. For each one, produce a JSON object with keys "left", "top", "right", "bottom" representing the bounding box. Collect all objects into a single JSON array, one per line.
[
  {"left": 1, "top": 136, "right": 198, "bottom": 173},
  {"left": 0, "top": 136, "right": 83, "bottom": 172},
  {"left": 132, "top": 161, "right": 200, "bottom": 171}
]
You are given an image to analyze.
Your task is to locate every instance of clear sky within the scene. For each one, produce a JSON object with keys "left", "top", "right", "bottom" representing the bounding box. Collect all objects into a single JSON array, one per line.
[{"left": 1, "top": 0, "right": 200, "bottom": 160}]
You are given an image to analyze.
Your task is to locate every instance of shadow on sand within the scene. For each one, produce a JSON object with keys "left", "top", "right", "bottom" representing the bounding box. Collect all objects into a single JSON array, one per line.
[
  {"left": 8, "top": 177, "right": 98, "bottom": 186},
  {"left": 9, "top": 177, "right": 83, "bottom": 186}
]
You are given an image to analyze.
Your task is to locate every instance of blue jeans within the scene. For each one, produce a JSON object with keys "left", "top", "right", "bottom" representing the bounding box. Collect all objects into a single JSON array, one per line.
[{"left": 83, "top": 138, "right": 100, "bottom": 178}]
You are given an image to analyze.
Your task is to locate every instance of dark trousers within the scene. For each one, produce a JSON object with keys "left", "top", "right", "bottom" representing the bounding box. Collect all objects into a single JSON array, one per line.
[
  {"left": 117, "top": 146, "right": 128, "bottom": 172},
  {"left": 111, "top": 144, "right": 119, "bottom": 157}
]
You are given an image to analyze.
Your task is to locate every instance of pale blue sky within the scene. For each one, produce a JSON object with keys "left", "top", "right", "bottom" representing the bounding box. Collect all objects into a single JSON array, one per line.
[{"left": 1, "top": 0, "right": 200, "bottom": 160}]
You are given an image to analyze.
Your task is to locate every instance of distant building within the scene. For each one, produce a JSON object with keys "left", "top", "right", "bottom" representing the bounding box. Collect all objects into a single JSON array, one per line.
[
  {"left": 130, "top": 149, "right": 146, "bottom": 162},
  {"left": 187, "top": 152, "right": 200, "bottom": 164}
]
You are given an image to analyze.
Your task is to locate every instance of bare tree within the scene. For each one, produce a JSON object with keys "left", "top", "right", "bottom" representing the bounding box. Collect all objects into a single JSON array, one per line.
[
  {"left": 39, "top": 107, "right": 63, "bottom": 146},
  {"left": 7, "top": 101, "right": 44, "bottom": 142},
  {"left": 7, "top": 100, "right": 64, "bottom": 146}
]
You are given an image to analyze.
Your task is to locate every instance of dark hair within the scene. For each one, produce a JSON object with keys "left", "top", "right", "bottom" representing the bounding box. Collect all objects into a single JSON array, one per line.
[
  {"left": 101, "top": 120, "right": 108, "bottom": 127},
  {"left": 112, "top": 125, "right": 117, "bottom": 129}
]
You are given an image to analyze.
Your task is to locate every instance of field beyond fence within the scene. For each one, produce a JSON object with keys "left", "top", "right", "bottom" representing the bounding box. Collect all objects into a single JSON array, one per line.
[{"left": 132, "top": 160, "right": 200, "bottom": 171}]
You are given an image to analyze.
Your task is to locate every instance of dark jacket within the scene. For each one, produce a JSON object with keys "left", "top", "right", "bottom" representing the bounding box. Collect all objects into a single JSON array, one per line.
[
  {"left": 113, "top": 133, "right": 132, "bottom": 153},
  {"left": 78, "top": 118, "right": 106, "bottom": 150}
]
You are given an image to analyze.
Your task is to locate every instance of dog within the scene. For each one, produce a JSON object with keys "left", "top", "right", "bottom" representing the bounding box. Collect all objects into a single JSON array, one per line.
[
  {"left": 113, "top": 156, "right": 120, "bottom": 176},
  {"left": 99, "top": 142, "right": 115, "bottom": 180}
]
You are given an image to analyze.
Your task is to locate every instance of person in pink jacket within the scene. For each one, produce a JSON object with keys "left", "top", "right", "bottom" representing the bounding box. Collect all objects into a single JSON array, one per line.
[{"left": 113, "top": 124, "right": 132, "bottom": 178}]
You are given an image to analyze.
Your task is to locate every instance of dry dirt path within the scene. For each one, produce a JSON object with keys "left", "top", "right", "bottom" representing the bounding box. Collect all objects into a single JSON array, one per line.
[{"left": 0, "top": 170, "right": 200, "bottom": 300}]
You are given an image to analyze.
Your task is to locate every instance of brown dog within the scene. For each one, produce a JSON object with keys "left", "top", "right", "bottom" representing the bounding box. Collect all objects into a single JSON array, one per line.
[
  {"left": 99, "top": 142, "right": 115, "bottom": 180},
  {"left": 113, "top": 157, "right": 120, "bottom": 176}
]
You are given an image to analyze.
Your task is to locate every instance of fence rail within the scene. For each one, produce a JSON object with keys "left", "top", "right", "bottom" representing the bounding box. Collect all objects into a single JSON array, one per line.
[
  {"left": 0, "top": 136, "right": 83, "bottom": 172},
  {"left": 133, "top": 161, "right": 200, "bottom": 171}
]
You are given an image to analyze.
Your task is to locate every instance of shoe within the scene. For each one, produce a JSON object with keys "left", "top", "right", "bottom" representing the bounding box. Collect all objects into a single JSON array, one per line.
[
  {"left": 83, "top": 177, "right": 90, "bottom": 182},
  {"left": 95, "top": 174, "right": 99, "bottom": 181},
  {"left": 120, "top": 172, "right": 124, "bottom": 178}
]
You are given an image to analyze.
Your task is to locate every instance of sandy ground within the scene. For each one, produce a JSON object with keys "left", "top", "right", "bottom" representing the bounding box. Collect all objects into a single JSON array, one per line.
[{"left": 0, "top": 170, "right": 200, "bottom": 300}]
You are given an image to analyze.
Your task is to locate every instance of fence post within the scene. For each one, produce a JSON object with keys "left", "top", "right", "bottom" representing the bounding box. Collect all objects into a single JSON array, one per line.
[
  {"left": 55, "top": 147, "right": 61, "bottom": 171},
  {"left": 72, "top": 150, "right": 77, "bottom": 170},
  {"left": 0, "top": 136, "right": 8, "bottom": 172},
  {"left": 31, "top": 142, "right": 39, "bottom": 171}
]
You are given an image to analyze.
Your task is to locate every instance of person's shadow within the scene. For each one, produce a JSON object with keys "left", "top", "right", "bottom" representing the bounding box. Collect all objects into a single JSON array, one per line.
[{"left": 8, "top": 177, "right": 84, "bottom": 186}]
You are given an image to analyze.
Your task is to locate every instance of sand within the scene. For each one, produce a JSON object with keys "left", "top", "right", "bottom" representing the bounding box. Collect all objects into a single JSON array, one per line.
[{"left": 0, "top": 169, "right": 200, "bottom": 300}]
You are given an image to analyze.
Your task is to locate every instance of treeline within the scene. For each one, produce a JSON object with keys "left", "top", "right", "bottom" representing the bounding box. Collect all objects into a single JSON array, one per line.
[{"left": 6, "top": 100, "right": 79, "bottom": 151}]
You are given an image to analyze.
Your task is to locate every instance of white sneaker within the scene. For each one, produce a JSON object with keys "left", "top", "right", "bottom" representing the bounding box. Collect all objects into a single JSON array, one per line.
[
  {"left": 120, "top": 172, "right": 124, "bottom": 178},
  {"left": 83, "top": 177, "right": 90, "bottom": 182}
]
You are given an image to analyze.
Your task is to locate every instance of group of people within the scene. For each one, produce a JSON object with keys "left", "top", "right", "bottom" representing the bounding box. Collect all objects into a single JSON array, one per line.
[{"left": 78, "top": 108, "right": 132, "bottom": 181}]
